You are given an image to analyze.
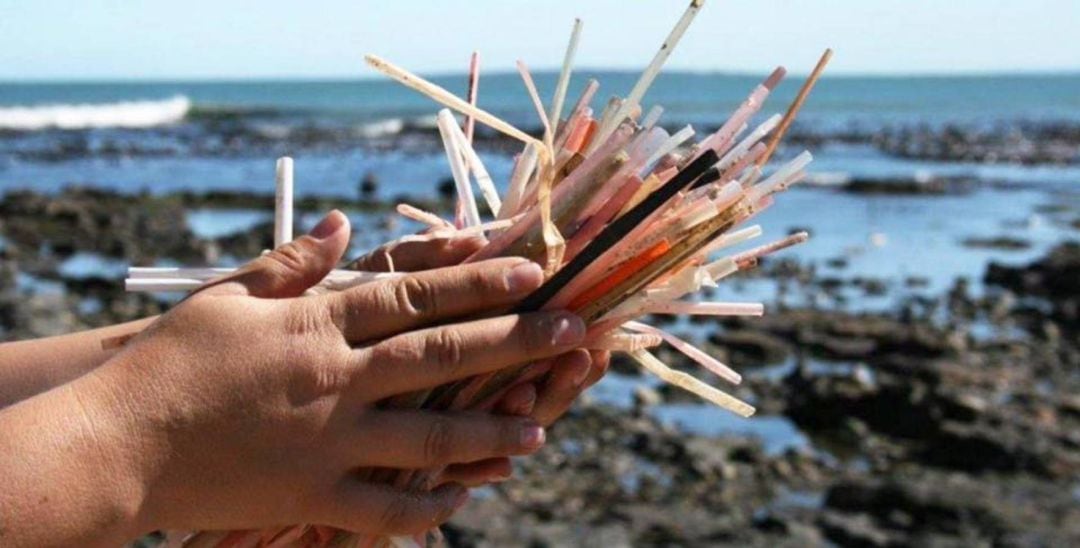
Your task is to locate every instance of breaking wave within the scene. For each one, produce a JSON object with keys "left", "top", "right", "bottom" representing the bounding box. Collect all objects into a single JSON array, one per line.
[{"left": 0, "top": 95, "right": 191, "bottom": 130}]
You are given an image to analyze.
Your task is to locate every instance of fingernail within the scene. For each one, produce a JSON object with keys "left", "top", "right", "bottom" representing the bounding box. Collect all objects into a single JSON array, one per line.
[
  {"left": 505, "top": 261, "right": 543, "bottom": 293},
  {"left": 550, "top": 313, "right": 586, "bottom": 346},
  {"left": 520, "top": 424, "right": 546, "bottom": 448},
  {"left": 452, "top": 489, "right": 470, "bottom": 510},
  {"left": 309, "top": 210, "right": 346, "bottom": 240}
]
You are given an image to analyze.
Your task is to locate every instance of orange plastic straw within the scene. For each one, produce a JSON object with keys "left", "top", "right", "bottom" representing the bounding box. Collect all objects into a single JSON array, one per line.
[{"left": 568, "top": 239, "right": 671, "bottom": 311}]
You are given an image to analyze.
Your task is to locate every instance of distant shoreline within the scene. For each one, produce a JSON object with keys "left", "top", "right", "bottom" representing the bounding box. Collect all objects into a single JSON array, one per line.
[{"left": 2, "top": 69, "right": 1080, "bottom": 86}]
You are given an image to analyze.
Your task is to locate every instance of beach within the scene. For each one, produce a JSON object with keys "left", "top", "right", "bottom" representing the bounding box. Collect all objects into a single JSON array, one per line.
[{"left": 1, "top": 72, "right": 1079, "bottom": 546}]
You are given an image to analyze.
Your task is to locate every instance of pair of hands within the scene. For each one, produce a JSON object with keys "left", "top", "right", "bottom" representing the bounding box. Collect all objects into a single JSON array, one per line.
[{"left": 0, "top": 210, "right": 607, "bottom": 545}]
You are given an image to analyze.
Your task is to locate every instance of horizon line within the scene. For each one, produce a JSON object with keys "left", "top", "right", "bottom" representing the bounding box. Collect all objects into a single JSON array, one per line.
[{"left": 2, "top": 66, "right": 1078, "bottom": 85}]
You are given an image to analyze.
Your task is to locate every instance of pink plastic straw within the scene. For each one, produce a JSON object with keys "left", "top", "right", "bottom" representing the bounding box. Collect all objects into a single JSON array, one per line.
[
  {"left": 466, "top": 123, "right": 635, "bottom": 262},
  {"left": 624, "top": 321, "right": 742, "bottom": 384},
  {"left": 563, "top": 174, "right": 643, "bottom": 260}
]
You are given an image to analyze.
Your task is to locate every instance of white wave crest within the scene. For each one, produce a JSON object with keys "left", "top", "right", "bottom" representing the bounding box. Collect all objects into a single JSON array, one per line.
[
  {"left": 355, "top": 117, "right": 405, "bottom": 138},
  {"left": 0, "top": 95, "right": 191, "bottom": 130}
]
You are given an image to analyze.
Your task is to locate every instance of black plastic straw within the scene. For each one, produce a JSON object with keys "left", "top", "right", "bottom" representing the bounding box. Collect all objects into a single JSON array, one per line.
[{"left": 513, "top": 149, "right": 719, "bottom": 312}]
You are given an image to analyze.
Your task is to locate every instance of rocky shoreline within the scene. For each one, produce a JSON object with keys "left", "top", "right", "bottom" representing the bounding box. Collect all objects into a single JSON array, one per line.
[
  {"left": 1, "top": 189, "right": 1078, "bottom": 546},
  {"left": 2, "top": 118, "right": 1078, "bottom": 167}
]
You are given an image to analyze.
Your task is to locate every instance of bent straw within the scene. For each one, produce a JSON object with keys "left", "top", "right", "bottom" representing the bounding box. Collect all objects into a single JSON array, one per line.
[
  {"left": 592, "top": 0, "right": 706, "bottom": 148},
  {"left": 436, "top": 109, "right": 481, "bottom": 227},
  {"left": 447, "top": 113, "right": 501, "bottom": 216},
  {"left": 630, "top": 348, "right": 754, "bottom": 416},
  {"left": 758, "top": 48, "right": 833, "bottom": 168},
  {"left": 516, "top": 60, "right": 552, "bottom": 148},
  {"left": 273, "top": 157, "right": 293, "bottom": 248},
  {"left": 624, "top": 321, "right": 742, "bottom": 385},
  {"left": 548, "top": 18, "right": 583, "bottom": 140},
  {"left": 365, "top": 54, "right": 541, "bottom": 148},
  {"left": 464, "top": 51, "right": 480, "bottom": 143}
]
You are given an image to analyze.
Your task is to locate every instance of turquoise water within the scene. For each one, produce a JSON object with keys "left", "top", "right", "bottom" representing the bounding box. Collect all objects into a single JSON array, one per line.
[{"left": 3, "top": 72, "right": 1080, "bottom": 128}]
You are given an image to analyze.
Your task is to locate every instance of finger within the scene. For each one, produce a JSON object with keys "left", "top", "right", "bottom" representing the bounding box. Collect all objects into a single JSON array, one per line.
[
  {"left": 495, "top": 383, "right": 536, "bottom": 416},
  {"left": 322, "top": 480, "right": 468, "bottom": 536},
  {"left": 532, "top": 349, "right": 593, "bottom": 426},
  {"left": 438, "top": 458, "right": 512, "bottom": 487},
  {"left": 357, "top": 311, "right": 585, "bottom": 399},
  {"left": 348, "top": 234, "right": 486, "bottom": 272},
  {"left": 352, "top": 411, "right": 544, "bottom": 469},
  {"left": 199, "top": 210, "right": 351, "bottom": 298},
  {"left": 584, "top": 350, "right": 611, "bottom": 388},
  {"left": 326, "top": 258, "right": 544, "bottom": 343}
]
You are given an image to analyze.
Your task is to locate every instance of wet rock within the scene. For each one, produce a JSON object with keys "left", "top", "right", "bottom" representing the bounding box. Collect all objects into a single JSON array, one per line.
[
  {"left": 709, "top": 329, "right": 792, "bottom": 366},
  {"left": 632, "top": 385, "right": 663, "bottom": 409},
  {"left": 841, "top": 176, "right": 966, "bottom": 195},
  {"left": 823, "top": 469, "right": 1080, "bottom": 545},
  {"left": 817, "top": 511, "right": 898, "bottom": 547},
  {"left": 919, "top": 420, "right": 1079, "bottom": 478},
  {"left": 986, "top": 242, "right": 1080, "bottom": 326},
  {"left": 874, "top": 122, "right": 1080, "bottom": 165},
  {"left": 962, "top": 235, "right": 1032, "bottom": 250},
  {"left": 358, "top": 172, "right": 379, "bottom": 200}
]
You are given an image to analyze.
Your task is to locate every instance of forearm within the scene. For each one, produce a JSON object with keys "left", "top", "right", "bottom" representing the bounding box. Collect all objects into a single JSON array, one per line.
[
  {"left": 0, "top": 373, "right": 150, "bottom": 547},
  {"left": 0, "top": 317, "right": 156, "bottom": 408}
]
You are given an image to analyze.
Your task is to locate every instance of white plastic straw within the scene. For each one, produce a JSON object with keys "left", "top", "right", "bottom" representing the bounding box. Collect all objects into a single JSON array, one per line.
[
  {"left": 436, "top": 109, "right": 482, "bottom": 227},
  {"left": 629, "top": 348, "right": 754, "bottom": 417},
  {"left": 593, "top": 0, "right": 705, "bottom": 146},
  {"left": 548, "top": 18, "right": 583, "bottom": 140},
  {"left": 274, "top": 157, "right": 293, "bottom": 248}
]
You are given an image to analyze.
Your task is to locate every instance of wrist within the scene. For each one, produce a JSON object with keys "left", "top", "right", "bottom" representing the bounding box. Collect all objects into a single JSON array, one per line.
[{"left": 65, "top": 356, "right": 163, "bottom": 540}]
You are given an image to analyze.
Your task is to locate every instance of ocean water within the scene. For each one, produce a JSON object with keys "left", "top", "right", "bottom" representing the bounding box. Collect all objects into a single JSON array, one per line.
[
  {"left": 2, "top": 73, "right": 1078, "bottom": 453},
  {"left": 1, "top": 72, "right": 1078, "bottom": 295}
]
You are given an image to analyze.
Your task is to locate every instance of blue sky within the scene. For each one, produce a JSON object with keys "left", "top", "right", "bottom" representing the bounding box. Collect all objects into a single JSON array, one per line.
[{"left": 1, "top": 0, "right": 1077, "bottom": 80}]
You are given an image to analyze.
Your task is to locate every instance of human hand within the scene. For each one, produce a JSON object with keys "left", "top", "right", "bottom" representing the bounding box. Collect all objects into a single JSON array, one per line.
[
  {"left": 342, "top": 226, "right": 612, "bottom": 487},
  {"left": 67, "top": 211, "right": 587, "bottom": 539}
]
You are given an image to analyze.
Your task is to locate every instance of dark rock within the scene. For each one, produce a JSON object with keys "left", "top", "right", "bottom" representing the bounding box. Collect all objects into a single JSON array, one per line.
[
  {"left": 709, "top": 329, "right": 792, "bottom": 366},
  {"left": 961, "top": 236, "right": 1032, "bottom": 250},
  {"left": 817, "top": 511, "right": 898, "bottom": 547}
]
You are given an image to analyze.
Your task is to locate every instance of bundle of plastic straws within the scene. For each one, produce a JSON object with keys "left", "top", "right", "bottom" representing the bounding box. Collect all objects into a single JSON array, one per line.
[{"left": 125, "top": 1, "right": 834, "bottom": 545}]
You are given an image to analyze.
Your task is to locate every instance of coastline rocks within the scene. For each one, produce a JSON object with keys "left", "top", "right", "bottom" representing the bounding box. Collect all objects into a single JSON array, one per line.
[
  {"left": 874, "top": 123, "right": 1080, "bottom": 165},
  {"left": 985, "top": 242, "right": 1080, "bottom": 327},
  {"left": 709, "top": 329, "right": 792, "bottom": 366}
]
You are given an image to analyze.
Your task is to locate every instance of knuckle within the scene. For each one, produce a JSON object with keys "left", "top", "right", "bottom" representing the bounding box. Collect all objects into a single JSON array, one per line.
[
  {"left": 467, "top": 266, "right": 501, "bottom": 295},
  {"left": 266, "top": 242, "right": 309, "bottom": 274},
  {"left": 429, "top": 328, "right": 465, "bottom": 374},
  {"left": 394, "top": 276, "right": 440, "bottom": 318},
  {"left": 284, "top": 299, "right": 332, "bottom": 336},
  {"left": 422, "top": 417, "right": 456, "bottom": 464}
]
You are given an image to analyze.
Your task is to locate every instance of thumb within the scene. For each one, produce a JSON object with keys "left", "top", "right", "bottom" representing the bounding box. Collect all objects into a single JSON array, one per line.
[{"left": 200, "top": 210, "right": 351, "bottom": 298}]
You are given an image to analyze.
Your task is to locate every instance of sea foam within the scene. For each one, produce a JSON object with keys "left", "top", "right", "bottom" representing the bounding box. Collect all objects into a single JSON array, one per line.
[{"left": 0, "top": 95, "right": 191, "bottom": 130}]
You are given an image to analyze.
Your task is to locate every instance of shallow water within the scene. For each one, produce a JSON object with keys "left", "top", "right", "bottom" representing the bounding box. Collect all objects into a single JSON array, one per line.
[{"left": 2, "top": 74, "right": 1078, "bottom": 456}]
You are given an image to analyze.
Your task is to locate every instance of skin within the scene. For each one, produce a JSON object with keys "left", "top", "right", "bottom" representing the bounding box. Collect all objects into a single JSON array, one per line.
[{"left": 0, "top": 210, "right": 609, "bottom": 546}]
